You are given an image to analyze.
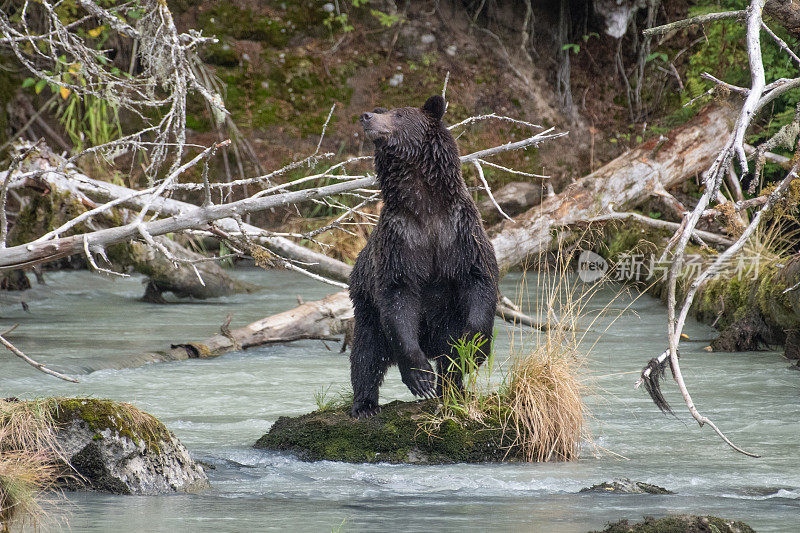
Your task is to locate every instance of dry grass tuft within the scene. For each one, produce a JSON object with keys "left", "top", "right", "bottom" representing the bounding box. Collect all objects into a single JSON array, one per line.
[
  {"left": 0, "top": 399, "right": 63, "bottom": 531},
  {"left": 502, "top": 343, "right": 585, "bottom": 461}
]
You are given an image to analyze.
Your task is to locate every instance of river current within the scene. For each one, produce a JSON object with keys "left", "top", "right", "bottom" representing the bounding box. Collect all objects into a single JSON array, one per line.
[{"left": 1, "top": 269, "right": 798, "bottom": 532}]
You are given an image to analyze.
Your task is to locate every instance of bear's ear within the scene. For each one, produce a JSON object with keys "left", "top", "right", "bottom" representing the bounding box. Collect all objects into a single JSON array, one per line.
[{"left": 422, "top": 95, "right": 446, "bottom": 121}]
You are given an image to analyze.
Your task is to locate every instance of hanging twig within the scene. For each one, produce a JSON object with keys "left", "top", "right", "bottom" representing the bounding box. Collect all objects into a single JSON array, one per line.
[{"left": 0, "top": 334, "right": 79, "bottom": 383}]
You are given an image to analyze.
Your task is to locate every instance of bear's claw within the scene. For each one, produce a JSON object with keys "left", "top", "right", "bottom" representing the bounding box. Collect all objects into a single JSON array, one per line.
[
  {"left": 403, "top": 367, "right": 436, "bottom": 399},
  {"left": 351, "top": 401, "right": 381, "bottom": 419}
]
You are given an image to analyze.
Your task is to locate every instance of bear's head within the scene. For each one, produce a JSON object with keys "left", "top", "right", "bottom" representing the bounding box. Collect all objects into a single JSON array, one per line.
[{"left": 359, "top": 95, "right": 448, "bottom": 152}]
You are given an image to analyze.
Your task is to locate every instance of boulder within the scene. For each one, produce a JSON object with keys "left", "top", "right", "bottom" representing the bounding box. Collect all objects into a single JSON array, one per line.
[
  {"left": 51, "top": 399, "right": 208, "bottom": 495},
  {"left": 589, "top": 515, "right": 756, "bottom": 533},
  {"left": 579, "top": 478, "right": 673, "bottom": 495},
  {"left": 255, "top": 399, "right": 520, "bottom": 464}
]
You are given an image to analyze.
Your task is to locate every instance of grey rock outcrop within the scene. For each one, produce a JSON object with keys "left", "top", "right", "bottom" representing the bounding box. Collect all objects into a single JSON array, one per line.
[{"left": 52, "top": 399, "right": 209, "bottom": 495}]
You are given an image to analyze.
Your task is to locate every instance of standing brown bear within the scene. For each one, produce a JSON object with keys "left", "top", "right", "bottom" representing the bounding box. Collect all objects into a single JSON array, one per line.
[{"left": 349, "top": 95, "right": 499, "bottom": 419}]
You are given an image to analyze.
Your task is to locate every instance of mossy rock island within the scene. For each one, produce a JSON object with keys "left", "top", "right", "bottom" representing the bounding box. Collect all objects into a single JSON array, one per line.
[
  {"left": 255, "top": 400, "right": 521, "bottom": 464},
  {"left": 590, "top": 515, "right": 756, "bottom": 533}
]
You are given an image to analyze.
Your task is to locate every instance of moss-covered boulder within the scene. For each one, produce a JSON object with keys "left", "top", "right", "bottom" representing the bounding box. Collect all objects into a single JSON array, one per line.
[
  {"left": 255, "top": 400, "right": 519, "bottom": 464},
  {"left": 590, "top": 515, "right": 756, "bottom": 533},
  {"left": 50, "top": 398, "right": 209, "bottom": 494}
]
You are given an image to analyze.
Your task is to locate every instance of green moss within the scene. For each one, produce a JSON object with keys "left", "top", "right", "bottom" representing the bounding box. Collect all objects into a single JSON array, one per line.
[
  {"left": 50, "top": 398, "right": 170, "bottom": 453},
  {"left": 594, "top": 220, "right": 800, "bottom": 350},
  {"left": 255, "top": 400, "right": 516, "bottom": 464},
  {"left": 197, "top": 5, "right": 290, "bottom": 47},
  {"left": 9, "top": 190, "right": 88, "bottom": 246}
]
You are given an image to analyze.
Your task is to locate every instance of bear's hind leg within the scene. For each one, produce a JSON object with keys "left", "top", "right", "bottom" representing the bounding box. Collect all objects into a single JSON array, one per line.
[{"left": 350, "top": 302, "right": 392, "bottom": 418}]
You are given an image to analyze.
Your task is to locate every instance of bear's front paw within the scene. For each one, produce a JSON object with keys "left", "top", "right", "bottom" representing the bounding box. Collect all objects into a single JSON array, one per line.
[
  {"left": 351, "top": 400, "right": 381, "bottom": 419},
  {"left": 400, "top": 357, "right": 436, "bottom": 399}
]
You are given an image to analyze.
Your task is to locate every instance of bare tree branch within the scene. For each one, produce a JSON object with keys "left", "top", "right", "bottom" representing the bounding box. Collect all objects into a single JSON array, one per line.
[{"left": 0, "top": 334, "right": 78, "bottom": 383}]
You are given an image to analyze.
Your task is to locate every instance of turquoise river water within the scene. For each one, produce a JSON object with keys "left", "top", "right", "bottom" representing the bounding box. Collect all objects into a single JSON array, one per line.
[{"left": 0, "top": 269, "right": 798, "bottom": 532}]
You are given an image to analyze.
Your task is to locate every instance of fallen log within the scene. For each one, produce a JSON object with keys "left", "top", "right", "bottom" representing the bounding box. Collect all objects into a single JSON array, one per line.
[
  {"left": 9, "top": 180, "right": 257, "bottom": 300},
  {"left": 131, "top": 291, "right": 353, "bottom": 365},
  {"left": 11, "top": 149, "right": 352, "bottom": 282},
  {"left": 490, "top": 104, "right": 739, "bottom": 270}
]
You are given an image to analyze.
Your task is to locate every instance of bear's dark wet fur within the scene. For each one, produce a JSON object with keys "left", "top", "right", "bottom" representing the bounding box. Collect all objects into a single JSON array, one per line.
[{"left": 349, "top": 95, "right": 499, "bottom": 419}]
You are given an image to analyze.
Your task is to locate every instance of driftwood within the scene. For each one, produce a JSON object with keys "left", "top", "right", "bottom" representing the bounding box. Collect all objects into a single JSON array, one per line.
[
  {"left": 120, "top": 289, "right": 545, "bottom": 366},
  {"left": 490, "top": 104, "right": 738, "bottom": 271},
  {"left": 7, "top": 148, "right": 353, "bottom": 282},
  {"left": 129, "top": 291, "right": 353, "bottom": 365}
]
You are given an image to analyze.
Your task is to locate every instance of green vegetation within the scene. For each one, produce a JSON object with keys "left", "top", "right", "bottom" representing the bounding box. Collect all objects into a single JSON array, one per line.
[
  {"left": 256, "top": 398, "right": 515, "bottom": 464},
  {"left": 50, "top": 398, "right": 171, "bottom": 453},
  {"left": 0, "top": 399, "right": 61, "bottom": 531},
  {"left": 8, "top": 189, "right": 89, "bottom": 246},
  {"left": 595, "top": 219, "right": 800, "bottom": 351},
  {"left": 684, "top": 1, "right": 799, "bottom": 144}
]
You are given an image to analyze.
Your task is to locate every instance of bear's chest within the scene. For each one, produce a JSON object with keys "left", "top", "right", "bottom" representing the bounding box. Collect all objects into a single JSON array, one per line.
[{"left": 390, "top": 210, "right": 460, "bottom": 278}]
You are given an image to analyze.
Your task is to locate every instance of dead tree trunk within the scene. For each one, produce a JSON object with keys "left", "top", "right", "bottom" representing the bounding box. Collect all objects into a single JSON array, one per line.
[
  {"left": 10, "top": 177, "right": 257, "bottom": 300},
  {"left": 490, "top": 104, "right": 738, "bottom": 270},
  {"left": 12, "top": 154, "right": 351, "bottom": 282}
]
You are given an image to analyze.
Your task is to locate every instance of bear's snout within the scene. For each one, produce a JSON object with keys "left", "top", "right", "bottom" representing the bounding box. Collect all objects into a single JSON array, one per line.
[{"left": 360, "top": 111, "right": 391, "bottom": 141}]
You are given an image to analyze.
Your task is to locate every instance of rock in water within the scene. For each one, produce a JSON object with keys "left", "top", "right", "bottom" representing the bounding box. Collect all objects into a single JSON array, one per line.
[
  {"left": 52, "top": 399, "right": 209, "bottom": 494},
  {"left": 589, "top": 515, "right": 756, "bottom": 533},
  {"left": 579, "top": 479, "right": 673, "bottom": 495},
  {"left": 255, "top": 400, "right": 520, "bottom": 464}
]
